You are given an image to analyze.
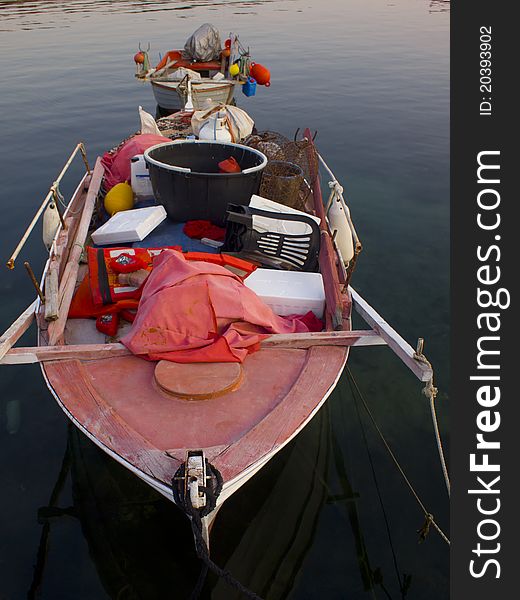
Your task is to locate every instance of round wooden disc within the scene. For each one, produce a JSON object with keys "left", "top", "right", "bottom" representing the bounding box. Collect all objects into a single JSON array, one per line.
[{"left": 154, "top": 360, "right": 243, "bottom": 400}]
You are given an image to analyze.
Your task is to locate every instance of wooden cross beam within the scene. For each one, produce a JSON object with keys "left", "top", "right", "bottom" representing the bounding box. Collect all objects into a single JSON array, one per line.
[{"left": 0, "top": 330, "right": 386, "bottom": 365}]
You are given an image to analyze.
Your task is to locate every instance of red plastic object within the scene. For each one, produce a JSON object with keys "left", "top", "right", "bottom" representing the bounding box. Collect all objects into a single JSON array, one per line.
[
  {"left": 120, "top": 309, "right": 137, "bottom": 323},
  {"left": 96, "top": 313, "right": 120, "bottom": 337},
  {"left": 154, "top": 50, "right": 220, "bottom": 72},
  {"left": 250, "top": 63, "right": 271, "bottom": 87},
  {"left": 183, "top": 252, "right": 257, "bottom": 279},
  {"left": 183, "top": 220, "right": 226, "bottom": 242},
  {"left": 110, "top": 253, "right": 148, "bottom": 274},
  {"left": 218, "top": 157, "right": 242, "bottom": 173},
  {"left": 154, "top": 50, "right": 182, "bottom": 71}
]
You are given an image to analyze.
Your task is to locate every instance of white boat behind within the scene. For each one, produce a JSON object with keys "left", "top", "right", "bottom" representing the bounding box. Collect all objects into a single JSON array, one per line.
[{"left": 151, "top": 77, "right": 236, "bottom": 111}]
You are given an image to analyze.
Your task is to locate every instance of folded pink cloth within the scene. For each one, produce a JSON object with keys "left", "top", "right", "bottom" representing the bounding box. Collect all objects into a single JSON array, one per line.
[{"left": 121, "top": 249, "right": 323, "bottom": 363}]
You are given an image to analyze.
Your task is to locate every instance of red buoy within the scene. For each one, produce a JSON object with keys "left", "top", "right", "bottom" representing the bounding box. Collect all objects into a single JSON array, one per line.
[{"left": 250, "top": 63, "right": 271, "bottom": 86}]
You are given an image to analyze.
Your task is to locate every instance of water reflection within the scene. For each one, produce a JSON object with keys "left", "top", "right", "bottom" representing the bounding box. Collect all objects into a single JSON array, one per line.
[
  {"left": 0, "top": 0, "right": 282, "bottom": 31},
  {"left": 429, "top": 0, "right": 450, "bottom": 13},
  {"left": 26, "top": 403, "right": 413, "bottom": 599}
]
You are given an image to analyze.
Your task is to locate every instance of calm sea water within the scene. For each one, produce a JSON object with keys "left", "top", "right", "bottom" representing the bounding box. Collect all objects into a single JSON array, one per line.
[{"left": 0, "top": 1, "right": 449, "bottom": 598}]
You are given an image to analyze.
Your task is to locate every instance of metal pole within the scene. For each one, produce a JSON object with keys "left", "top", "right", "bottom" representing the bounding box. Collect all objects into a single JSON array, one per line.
[
  {"left": 24, "top": 262, "right": 45, "bottom": 303},
  {"left": 6, "top": 143, "right": 88, "bottom": 269}
]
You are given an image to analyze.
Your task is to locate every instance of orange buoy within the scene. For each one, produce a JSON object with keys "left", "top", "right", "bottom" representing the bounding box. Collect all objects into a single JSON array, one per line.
[
  {"left": 221, "top": 48, "right": 231, "bottom": 58},
  {"left": 250, "top": 63, "right": 271, "bottom": 87},
  {"left": 134, "top": 52, "right": 145, "bottom": 64}
]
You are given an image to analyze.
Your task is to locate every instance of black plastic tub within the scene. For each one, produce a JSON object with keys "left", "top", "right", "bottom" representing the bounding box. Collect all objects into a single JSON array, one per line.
[{"left": 144, "top": 141, "right": 268, "bottom": 226}]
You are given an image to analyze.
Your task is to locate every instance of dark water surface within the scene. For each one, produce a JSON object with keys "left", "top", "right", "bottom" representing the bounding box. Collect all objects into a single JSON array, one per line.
[{"left": 0, "top": 1, "right": 449, "bottom": 598}]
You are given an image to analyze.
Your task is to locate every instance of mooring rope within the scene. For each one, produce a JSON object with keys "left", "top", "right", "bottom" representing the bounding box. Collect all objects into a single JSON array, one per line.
[
  {"left": 52, "top": 181, "right": 82, "bottom": 216},
  {"left": 186, "top": 504, "right": 263, "bottom": 600},
  {"left": 349, "top": 378, "right": 407, "bottom": 598},
  {"left": 412, "top": 351, "right": 451, "bottom": 497},
  {"left": 345, "top": 366, "right": 450, "bottom": 546},
  {"left": 171, "top": 461, "right": 263, "bottom": 600}
]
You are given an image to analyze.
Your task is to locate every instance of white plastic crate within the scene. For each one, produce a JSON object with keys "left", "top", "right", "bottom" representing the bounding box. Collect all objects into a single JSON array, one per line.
[{"left": 244, "top": 268, "right": 325, "bottom": 318}]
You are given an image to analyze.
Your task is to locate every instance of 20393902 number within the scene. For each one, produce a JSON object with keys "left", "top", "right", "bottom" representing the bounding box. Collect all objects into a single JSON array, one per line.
[{"left": 479, "top": 26, "right": 492, "bottom": 112}]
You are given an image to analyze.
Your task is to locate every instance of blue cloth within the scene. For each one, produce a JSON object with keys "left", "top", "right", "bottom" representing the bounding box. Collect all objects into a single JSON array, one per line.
[{"left": 132, "top": 220, "right": 218, "bottom": 253}]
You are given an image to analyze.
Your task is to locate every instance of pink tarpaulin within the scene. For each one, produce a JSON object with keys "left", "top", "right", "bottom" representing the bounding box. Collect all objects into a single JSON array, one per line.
[
  {"left": 121, "top": 249, "right": 323, "bottom": 363},
  {"left": 101, "top": 133, "right": 170, "bottom": 192}
]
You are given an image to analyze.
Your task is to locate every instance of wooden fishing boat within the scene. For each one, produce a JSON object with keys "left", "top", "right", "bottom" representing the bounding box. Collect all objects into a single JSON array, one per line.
[
  {"left": 136, "top": 29, "right": 266, "bottom": 113},
  {"left": 0, "top": 127, "right": 433, "bottom": 592},
  {"left": 150, "top": 77, "right": 236, "bottom": 112}
]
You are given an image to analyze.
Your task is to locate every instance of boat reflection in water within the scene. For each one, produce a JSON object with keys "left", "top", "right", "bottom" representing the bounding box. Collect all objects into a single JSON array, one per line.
[{"left": 29, "top": 398, "right": 403, "bottom": 599}]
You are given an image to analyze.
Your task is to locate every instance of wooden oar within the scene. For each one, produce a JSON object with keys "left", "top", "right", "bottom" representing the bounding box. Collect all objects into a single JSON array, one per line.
[
  {"left": 350, "top": 286, "right": 433, "bottom": 382},
  {"left": 261, "top": 329, "right": 384, "bottom": 348},
  {"left": 1, "top": 343, "right": 131, "bottom": 364},
  {"left": 47, "top": 157, "right": 104, "bottom": 346},
  {"left": 0, "top": 300, "right": 38, "bottom": 361},
  {"left": 0, "top": 330, "right": 385, "bottom": 365}
]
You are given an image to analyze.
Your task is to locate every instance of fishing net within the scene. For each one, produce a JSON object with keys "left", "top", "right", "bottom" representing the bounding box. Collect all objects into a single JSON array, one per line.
[
  {"left": 156, "top": 112, "right": 194, "bottom": 140},
  {"left": 244, "top": 131, "right": 319, "bottom": 211}
]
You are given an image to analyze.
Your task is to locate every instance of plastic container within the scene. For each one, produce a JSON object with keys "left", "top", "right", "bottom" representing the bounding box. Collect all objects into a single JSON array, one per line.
[
  {"left": 144, "top": 141, "right": 267, "bottom": 226},
  {"left": 244, "top": 268, "right": 325, "bottom": 318},
  {"left": 242, "top": 77, "right": 257, "bottom": 97},
  {"left": 131, "top": 154, "right": 154, "bottom": 201},
  {"left": 198, "top": 112, "right": 233, "bottom": 142}
]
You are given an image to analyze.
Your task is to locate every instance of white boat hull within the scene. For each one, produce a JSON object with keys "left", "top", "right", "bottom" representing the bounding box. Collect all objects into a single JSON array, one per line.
[{"left": 151, "top": 79, "right": 236, "bottom": 111}]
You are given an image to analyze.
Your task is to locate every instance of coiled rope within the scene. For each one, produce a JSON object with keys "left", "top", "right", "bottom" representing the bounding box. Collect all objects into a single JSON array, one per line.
[{"left": 345, "top": 366, "right": 450, "bottom": 546}]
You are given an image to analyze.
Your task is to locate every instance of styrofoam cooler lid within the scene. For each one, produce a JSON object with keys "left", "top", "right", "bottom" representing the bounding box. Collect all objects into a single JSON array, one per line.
[{"left": 91, "top": 205, "right": 167, "bottom": 245}]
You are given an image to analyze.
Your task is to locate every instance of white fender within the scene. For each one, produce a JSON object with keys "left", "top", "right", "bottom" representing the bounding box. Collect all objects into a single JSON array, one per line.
[
  {"left": 329, "top": 196, "right": 354, "bottom": 263},
  {"left": 42, "top": 202, "right": 61, "bottom": 250}
]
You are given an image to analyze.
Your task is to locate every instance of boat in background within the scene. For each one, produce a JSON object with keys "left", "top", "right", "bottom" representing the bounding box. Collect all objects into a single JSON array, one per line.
[
  {"left": 135, "top": 26, "right": 270, "bottom": 112},
  {"left": 150, "top": 77, "right": 236, "bottom": 112}
]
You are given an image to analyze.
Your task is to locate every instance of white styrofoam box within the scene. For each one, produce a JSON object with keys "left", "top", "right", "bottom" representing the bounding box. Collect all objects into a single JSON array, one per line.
[
  {"left": 244, "top": 268, "right": 325, "bottom": 318},
  {"left": 131, "top": 154, "right": 154, "bottom": 200},
  {"left": 249, "top": 194, "right": 321, "bottom": 236},
  {"left": 91, "top": 205, "right": 167, "bottom": 245}
]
